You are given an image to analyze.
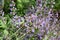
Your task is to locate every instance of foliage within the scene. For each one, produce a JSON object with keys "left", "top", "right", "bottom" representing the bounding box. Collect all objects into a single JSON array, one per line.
[
  {"left": 16, "top": 0, "right": 36, "bottom": 16},
  {"left": 54, "top": 0, "right": 60, "bottom": 10}
]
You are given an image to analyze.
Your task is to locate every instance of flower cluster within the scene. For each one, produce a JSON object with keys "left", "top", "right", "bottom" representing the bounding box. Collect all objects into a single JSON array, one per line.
[
  {"left": 0, "top": 0, "right": 60, "bottom": 40},
  {"left": 9, "top": 0, "right": 17, "bottom": 15}
]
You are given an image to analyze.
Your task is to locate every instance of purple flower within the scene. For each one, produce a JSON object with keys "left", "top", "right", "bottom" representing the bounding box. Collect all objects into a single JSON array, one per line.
[
  {"left": 31, "top": 27, "right": 35, "bottom": 33},
  {"left": 10, "top": 4, "right": 13, "bottom": 7},
  {"left": 41, "top": 21, "right": 46, "bottom": 27}
]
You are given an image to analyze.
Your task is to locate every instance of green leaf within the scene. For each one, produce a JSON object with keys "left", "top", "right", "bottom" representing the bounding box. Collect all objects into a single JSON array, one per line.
[
  {"left": 0, "top": 20, "right": 7, "bottom": 29},
  {"left": 0, "top": 37, "right": 3, "bottom": 40},
  {"left": 17, "top": 0, "right": 22, "bottom": 3},
  {"left": 3, "top": 30, "right": 8, "bottom": 36}
]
